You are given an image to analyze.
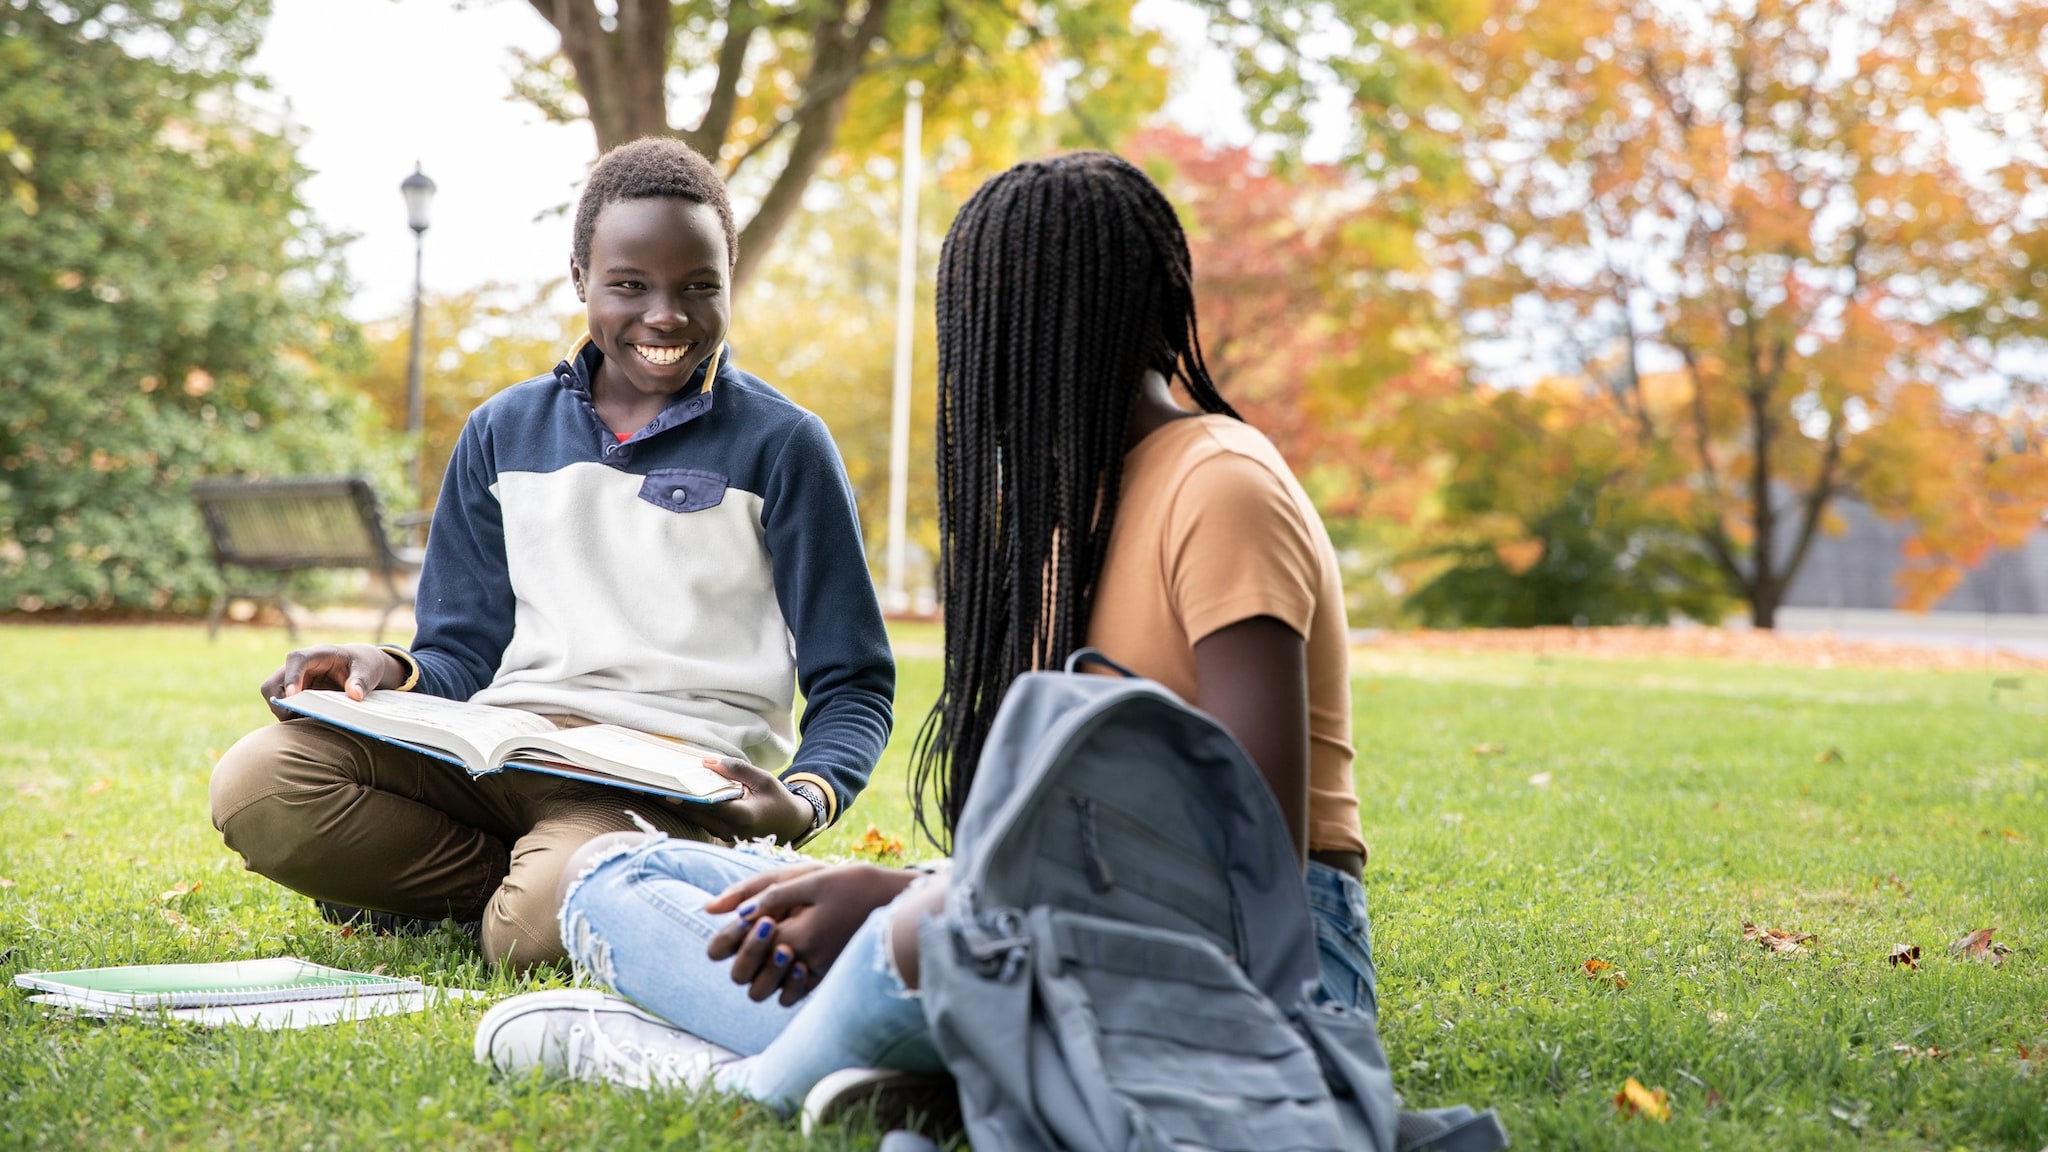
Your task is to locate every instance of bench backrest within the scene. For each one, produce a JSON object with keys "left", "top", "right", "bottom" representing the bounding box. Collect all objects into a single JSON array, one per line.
[{"left": 191, "top": 476, "right": 399, "bottom": 573}]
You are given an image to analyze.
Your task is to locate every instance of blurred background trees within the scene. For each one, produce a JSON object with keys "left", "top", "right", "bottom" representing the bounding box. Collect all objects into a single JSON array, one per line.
[
  {"left": 0, "top": 0, "right": 393, "bottom": 615},
  {"left": 5, "top": 0, "right": 2044, "bottom": 626}
]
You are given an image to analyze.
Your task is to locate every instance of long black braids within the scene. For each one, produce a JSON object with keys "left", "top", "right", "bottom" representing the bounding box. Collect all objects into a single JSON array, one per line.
[{"left": 909, "top": 151, "right": 1240, "bottom": 847}]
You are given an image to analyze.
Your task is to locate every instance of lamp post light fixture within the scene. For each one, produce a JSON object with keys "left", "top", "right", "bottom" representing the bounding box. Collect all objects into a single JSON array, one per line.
[{"left": 400, "top": 162, "right": 436, "bottom": 504}]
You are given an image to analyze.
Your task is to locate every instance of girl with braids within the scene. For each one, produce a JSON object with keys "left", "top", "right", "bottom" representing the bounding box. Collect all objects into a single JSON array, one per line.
[{"left": 476, "top": 151, "right": 1377, "bottom": 1127}]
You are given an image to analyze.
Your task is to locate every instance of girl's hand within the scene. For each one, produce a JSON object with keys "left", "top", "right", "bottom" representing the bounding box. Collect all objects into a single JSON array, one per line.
[{"left": 705, "top": 864, "right": 919, "bottom": 1006}]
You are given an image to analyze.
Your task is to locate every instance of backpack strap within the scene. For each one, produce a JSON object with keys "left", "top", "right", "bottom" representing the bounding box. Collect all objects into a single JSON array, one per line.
[
  {"left": 1396, "top": 1106, "right": 1512, "bottom": 1152},
  {"left": 1063, "top": 647, "right": 1142, "bottom": 678}
]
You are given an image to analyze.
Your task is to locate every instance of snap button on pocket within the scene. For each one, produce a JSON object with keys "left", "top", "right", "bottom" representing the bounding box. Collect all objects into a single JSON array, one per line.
[{"left": 638, "top": 467, "right": 727, "bottom": 514}]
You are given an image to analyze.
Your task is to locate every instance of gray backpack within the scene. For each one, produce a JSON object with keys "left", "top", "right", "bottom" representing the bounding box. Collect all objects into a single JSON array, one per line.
[{"left": 917, "top": 651, "right": 1507, "bottom": 1152}]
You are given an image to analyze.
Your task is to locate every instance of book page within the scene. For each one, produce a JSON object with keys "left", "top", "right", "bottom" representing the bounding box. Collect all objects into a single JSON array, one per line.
[
  {"left": 281, "top": 690, "right": 556, "bottom": 772},
  {"left": 502, "top": 725, "right": 739, "bottom": 800}
]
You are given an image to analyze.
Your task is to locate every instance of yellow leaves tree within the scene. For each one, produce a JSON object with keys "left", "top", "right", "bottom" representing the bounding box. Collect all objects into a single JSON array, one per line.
[
  {"left": 350, "top": 283, "right": 584, "bottom": 509},
  {"left": 1426, "top": 0, "right": 2048, "bottom": 625},
  {"left": 732, "top": 199, "right": 943, "bottom": 597}
]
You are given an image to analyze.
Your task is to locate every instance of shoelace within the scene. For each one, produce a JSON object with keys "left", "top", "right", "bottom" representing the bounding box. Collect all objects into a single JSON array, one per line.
[{"left": 566, "top": 1011, "right": 712, "bottom": 1088}]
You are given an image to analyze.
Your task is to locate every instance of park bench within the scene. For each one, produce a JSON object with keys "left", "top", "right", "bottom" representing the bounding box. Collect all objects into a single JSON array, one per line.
[{"left": 190, "top": 475, "right": 424, "bottom": 644}]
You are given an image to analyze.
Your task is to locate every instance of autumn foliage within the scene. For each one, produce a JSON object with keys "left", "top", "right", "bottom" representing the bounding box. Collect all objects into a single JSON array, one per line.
[{"left": 1412, "top": 0, "right": 2048, "bottom": 625}]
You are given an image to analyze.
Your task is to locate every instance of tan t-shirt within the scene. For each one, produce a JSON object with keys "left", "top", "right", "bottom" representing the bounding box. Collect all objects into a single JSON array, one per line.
[{"left": 1085, "top": 414, "right": 1365, "bottom": 856}]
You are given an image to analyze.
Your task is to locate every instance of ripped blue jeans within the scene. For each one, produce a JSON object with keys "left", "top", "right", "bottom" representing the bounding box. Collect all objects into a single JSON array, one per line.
[{"left": 559, "top": 836, "right": 942, "bottom": 1112}]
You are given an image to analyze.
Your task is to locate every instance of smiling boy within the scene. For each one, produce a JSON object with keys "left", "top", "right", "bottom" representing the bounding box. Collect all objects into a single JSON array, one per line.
[{"left": 208, "top": 138, "right": 894, "bottom": 970}]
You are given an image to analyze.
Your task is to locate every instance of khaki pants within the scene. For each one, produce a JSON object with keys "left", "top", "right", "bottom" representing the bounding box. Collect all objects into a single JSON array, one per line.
[{"left": 209, "top": 718, "right": 711, "bottom": 969}]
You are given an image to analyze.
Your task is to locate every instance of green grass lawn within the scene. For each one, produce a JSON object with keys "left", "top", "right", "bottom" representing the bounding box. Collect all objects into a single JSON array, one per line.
[{"left": 0, "top": 624, "right": 2042, "bottom": 1149}]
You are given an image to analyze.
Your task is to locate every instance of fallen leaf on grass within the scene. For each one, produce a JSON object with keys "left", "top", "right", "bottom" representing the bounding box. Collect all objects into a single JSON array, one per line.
[
  {"left": 337, "top": 924, "right": 357, "bottom": 938},
  {"left": 1815, "top": 747, "right": 1844, "bottom": 763},
  {"left": 367, "top": 963, "right": 388, "bottom": 976},
  {"left": 159, "top": 908, "right": 189, "bottom": 928},
  {"left": 2001, "top": 829, "right": 2026, "bottom": 841},
  {"left": 86, "top": 779, "right": 111, "bottom": 795},
  {"left": 850, "top": 825, "right": 906, "bottom": 864},
  {"left": 1948, "top": 928, "right": 2012, "bottom": 965},
  {"left": 158, "top": 882, "right": 201, "bottom": 903},
  {"left": 0, "top": 878, "right": 13, "bottom": 889},
  {"left": 1527, "top": 772, "right": 1552, "bottom": 787},
  {"left": 1742, "top": 920, "right": 1815, "bottom": 954},
  {"left": 1470, "top": 743, "right": 1506, "bottom": 757},
  {"left": 1613, "top": 1078, "right": 1670, "bottom": 1122},
  {"left": 1581, "top": 958, "right": 1630, "bottom": 989},
  {"left": 1887, "top": 944, "right": 1921, "bottom": 969}
]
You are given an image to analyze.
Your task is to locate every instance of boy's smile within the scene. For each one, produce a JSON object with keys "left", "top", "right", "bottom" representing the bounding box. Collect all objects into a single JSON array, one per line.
[{"left": 573, "top": 197, "right": 732, "bottom": 434}]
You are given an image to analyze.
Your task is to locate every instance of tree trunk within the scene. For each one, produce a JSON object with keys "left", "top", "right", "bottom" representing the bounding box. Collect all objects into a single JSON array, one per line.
[
  {"left": 1751, "top": 582, "right": 1779, "bottom": 630},
  {"left": 529, "top": 0, "right": 674, "bottom": 150},
  {"left": 526, "top": 0, "right": 891, "bottom": 289}
]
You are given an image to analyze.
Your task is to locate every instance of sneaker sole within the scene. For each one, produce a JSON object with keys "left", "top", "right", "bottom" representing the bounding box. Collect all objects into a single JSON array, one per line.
[
  {"left": 800, "top": 1066, "right": 962, "bottom": 1139},
  {"left": 472, "top": 988, "right": 675, "bottom": 1074}
]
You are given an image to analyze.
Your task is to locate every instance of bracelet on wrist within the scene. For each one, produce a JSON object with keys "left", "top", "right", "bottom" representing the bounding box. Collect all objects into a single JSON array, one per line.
[{"left": 376, "top": 645, "right": 421, "bottom": 692}]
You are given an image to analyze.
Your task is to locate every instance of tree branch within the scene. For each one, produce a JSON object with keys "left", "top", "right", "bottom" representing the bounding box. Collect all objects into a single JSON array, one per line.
[
  {"left": 683, "top": 8, "right": 757, "bottom": 159},
  {"left": 732, "top": 0, "right": 897, "bottom": 287},
  {"left": 1780, "top": 418, "right": 1844, "bottom": 586},
  {"left": 726, "top": 48, "right": 935, "bottom": 178},
  {"left": 1676, "top": 341, "right": 1748, "bottom": 590}
]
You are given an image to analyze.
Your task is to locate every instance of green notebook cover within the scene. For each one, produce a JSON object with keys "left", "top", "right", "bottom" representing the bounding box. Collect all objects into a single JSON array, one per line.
[{"left": 13, "top": 958, "right": 423, "bottom": 1009}]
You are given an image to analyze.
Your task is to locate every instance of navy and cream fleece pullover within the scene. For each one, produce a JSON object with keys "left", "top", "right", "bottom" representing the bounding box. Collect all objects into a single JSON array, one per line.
[{"left": 404, "top": 340, "right": 893, "bottom": 823}]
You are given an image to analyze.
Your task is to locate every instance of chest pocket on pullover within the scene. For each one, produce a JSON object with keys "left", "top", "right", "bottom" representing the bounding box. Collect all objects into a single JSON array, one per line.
[{"left": 638, "top": 468, "right": 728, "bottom": 514}]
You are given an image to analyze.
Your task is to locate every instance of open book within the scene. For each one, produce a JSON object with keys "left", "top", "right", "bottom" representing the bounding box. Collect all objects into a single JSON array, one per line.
[
  {"left": 272, "top": 690, "right": 744, "bottom": 805},
  {"left": 15, "top": 958, "right": 422, "bottom": 1010}
]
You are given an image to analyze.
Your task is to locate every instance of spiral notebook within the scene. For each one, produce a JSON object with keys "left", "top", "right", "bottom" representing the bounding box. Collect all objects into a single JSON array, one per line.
[{"left": 13, "top": 958, "right": 423, "bottom": 1010}]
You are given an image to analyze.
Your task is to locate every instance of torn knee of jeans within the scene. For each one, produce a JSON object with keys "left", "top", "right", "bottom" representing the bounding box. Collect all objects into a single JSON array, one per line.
[
  {"left": 873, "top": 905, "right": 920, "bottom": 1001},
  {"left": 559, "top": 827, "right": 665, "bottom": 917},
  {"left": 561, "top": 907, "right": 619, "bottom": 989},
  {"left": 556, "top": 835, "right": 662, "bottom": 984}
]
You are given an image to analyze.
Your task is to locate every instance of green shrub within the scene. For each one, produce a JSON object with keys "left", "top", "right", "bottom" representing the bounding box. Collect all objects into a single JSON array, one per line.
[{"left": 0, "top": 2, "right": 399, "bottom": 616}]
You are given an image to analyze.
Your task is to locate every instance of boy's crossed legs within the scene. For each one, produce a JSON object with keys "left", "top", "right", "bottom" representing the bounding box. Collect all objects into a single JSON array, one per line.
[{"left": 208, "top": 718, "right": 711, "bottom": 968}]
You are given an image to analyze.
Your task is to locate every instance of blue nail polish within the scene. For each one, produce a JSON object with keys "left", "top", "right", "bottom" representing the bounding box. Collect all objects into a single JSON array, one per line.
[
  {"left": 736, "top": 901, "right": 757, "bottom": 918},
  {"left": 772, "top": 946, "right": 792, "bottom": 967},
  {"left": 791, "top": 962, "right": 807, "bottom": 979},
  {"left": 755, "top": 918, "right": 773, "bottom": 940}
]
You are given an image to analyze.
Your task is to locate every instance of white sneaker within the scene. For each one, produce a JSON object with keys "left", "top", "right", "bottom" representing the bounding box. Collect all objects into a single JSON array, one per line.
[
  {"left": 474, "top": 988, "right": 735, "bottom": 1091},
  {"left": 799, "top": 1066, "right": 961, "bottom": 1138}
]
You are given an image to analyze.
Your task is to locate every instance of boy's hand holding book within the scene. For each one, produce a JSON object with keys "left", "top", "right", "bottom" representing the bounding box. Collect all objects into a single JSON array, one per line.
[
  {"left": 262, "top": 643, "right": 408, "bottom": 721},
  {"left": 681, "top": 757, "right": 817, "bottom": 844}
]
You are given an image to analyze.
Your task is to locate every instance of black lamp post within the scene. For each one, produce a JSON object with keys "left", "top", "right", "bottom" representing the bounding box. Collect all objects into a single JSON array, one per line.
[{"left": 400, "top": 163, "right": 436, "bottom": 504}]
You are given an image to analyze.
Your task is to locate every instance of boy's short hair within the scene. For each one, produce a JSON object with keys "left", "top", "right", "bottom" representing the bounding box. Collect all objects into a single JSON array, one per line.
[{"left": 573, "top": 137, "right": 737, "bottom": 271}]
